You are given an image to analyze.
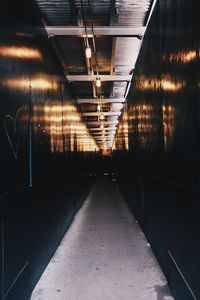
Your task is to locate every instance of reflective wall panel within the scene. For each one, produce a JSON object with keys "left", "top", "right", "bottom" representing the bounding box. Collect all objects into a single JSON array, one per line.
[
  {"left": 114, "top": 0, "right": 200, "bottom": 299},
  {"left": 0, "top": 1, "right": 99, "bottom": 299}
]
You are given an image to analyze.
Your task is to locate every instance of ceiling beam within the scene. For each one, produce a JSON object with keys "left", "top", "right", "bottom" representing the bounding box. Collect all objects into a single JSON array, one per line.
[
  {"left": 93, "top": 135, "right": 115, "bottom": 138},
  {"left": 95, "top": 135, "right": 115, "bottom": 138},
  {"left": 83, "top": 112, "right": 121, "bottom": 117},
  {"left": 45, "top": 26, "right": 145, "bottom": 37},
  {"left": 77, "top": 98, "right": 126, "bottom": 104},
  {"left": 87, "top": 121, "right": 118, "bottom": 126},
  {"left": 98, "top": 140, "right": 113, "bottom": 142},
  {"left": 95, "top": 138, "right": 115, "bottom": 142},
  {"left": 93, "top": 131, "right": 115, "bottom": 135},
  {"left": 89, "top": 127, "right": 116, "bottom": 131},
  {"left": 67, "top": 75, "right": 132, "bottom": 82},
  {"left": 95, "top": 137, "right": 114, "bottom": 143},
  {"left": 78, "top": 98, "right": 125, "bottom": 104},
  {"left": 92, "top": 130, "right": 116, "bottom": 134}
]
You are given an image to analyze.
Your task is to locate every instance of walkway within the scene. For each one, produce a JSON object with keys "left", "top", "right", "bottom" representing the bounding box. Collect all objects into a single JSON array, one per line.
[{"left": 31, "top": 176, "right": 173, "bottom": 300}]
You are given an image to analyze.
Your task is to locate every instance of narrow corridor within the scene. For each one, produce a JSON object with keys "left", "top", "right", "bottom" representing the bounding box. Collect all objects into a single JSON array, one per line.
[{"left": 31, "top": 177, "right": 173, "bottom": 300}]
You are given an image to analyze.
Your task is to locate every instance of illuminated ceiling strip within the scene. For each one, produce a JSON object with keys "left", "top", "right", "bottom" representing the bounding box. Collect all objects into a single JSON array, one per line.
[
  {"left": 45, "top": 26, "right": 145, "bottom": 37},
  {"left": 67, "top": 75, "right": 132, "bottom": 82},
  {"left": 77, "top": 98, "right": 126, "bottom": 104},
  {"left": 83, "top": 112, "right": 121, "bottom": 117}
]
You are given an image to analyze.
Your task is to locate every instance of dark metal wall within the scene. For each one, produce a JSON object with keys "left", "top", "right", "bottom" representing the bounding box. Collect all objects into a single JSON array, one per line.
[
  {"left": 0, "top": 1, "right": 99, "bottom": 299},
  {"left": 114, "top": 0, "right": 200, "bottom": 299}
]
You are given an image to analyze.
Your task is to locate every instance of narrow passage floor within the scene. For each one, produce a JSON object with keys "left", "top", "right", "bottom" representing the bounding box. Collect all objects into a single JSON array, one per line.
[{"left": 31, "top": 176, "right": 173, "bottom": 300}]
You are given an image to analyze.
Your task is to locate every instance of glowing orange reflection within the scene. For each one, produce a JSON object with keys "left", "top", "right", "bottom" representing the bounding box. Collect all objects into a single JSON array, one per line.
[
  {"left": 114, "top": 108, "right": 129, "bottom": 150},
  {"left": 163, "top": 50, "right": 199, "bottom": 63},
  {"left": 34, "top": 102, "right": 98, "bottom": 153},
  {"left": 129, "top": 103, "right": 157, "bottom": 148},
  {"left": 102, "top": 149, "right": 111, "bottom": 156},
  {"left": 116, "top": 102, "right": 175, "bottom": 150},
  {"left": 137, "top": 75, "right": 185, "bottom": 92},
  {"left": 15, "top": 32, "right": 35, "bottom": 38},
  {"left": 0, "top": 46, "right": 42, "bottom": 60},
  {"left": 162, "top": 104, "right": 175, "bottom": 149},
  {"left": 1, "top": 75, "right": 58, "bottom": 91}
]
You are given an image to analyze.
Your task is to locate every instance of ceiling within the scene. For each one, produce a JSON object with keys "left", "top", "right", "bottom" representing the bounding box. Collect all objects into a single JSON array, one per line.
[{"left": 35, "top": 0, "right": 157, "bottom": 150}]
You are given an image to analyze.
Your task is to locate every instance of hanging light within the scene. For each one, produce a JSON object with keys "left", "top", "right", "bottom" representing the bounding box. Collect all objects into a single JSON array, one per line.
[
  {"left": 100, "top": 113, "right": 104, "bottom": 120},
  {"left": 95, "top": 77, "right": 101, "bottom": 88},
  {"left": 97, "top": 103, "right": 101, "bottom": 111},
  {"left": 85, "top": 45, "right": 92, "bottom": 59}
]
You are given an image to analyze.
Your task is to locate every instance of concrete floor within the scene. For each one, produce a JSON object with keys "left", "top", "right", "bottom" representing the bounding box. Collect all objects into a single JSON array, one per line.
[{"left": 31, "top": 176, "right": 174, "bottom": 300}]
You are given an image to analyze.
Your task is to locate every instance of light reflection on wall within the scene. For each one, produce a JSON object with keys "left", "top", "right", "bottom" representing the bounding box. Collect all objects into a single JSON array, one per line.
[
  {"left": 125, "top": 102, "right": 175, "bottom": 151},
  {"left": 0, "top": 75, "right": 59, "bottom": 91},
  {"left": 137, "top": 75, "right": 185, "bottom": 92},
  {"left": 131, "top": 104, "right": 155, "bottom": 149},
  {"left": 162, "top": 104, "right": 175, "bottom": 150},
  {"left": 163, "top": 50, "right": 199, "bottom": 63},
  {"left": 34, "top": 102, "right": 98, "bottom": 153},
  {"left": 113, "top": 109, "right": 129, "bottom": 151},
  {"left": 0, "top": 46, "right": 42, "bottom": 60},
  {"left": 15, "top": 32, "right": 35, "bottom": 38}
]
